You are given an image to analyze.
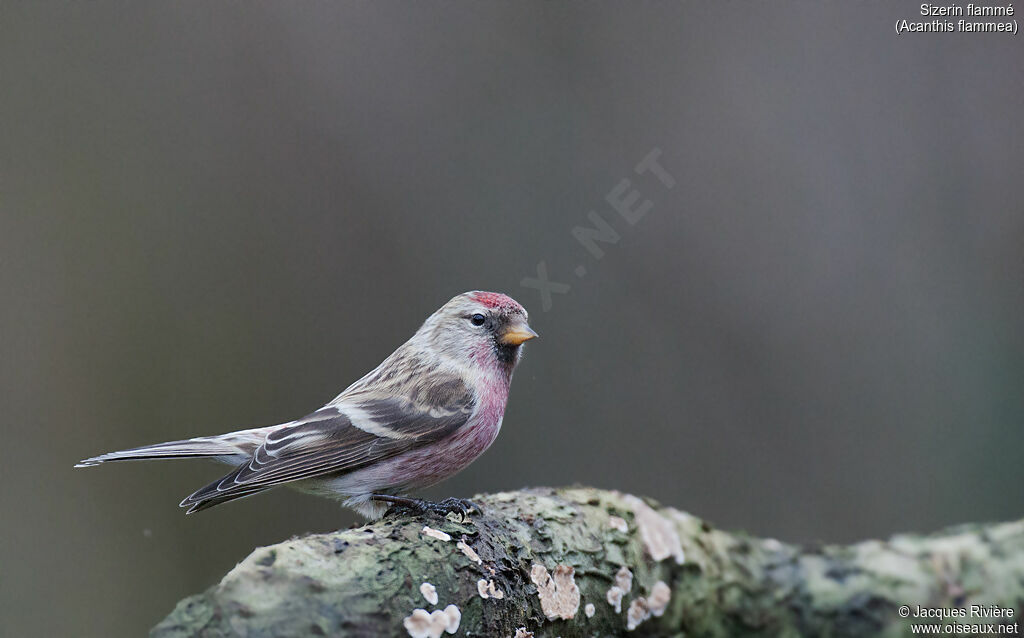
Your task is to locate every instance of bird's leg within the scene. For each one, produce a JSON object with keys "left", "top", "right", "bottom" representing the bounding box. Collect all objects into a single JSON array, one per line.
[
  {"left": 371, "top": 494, "right": 478, "bottom": 520},
  {"left": 371, "top": 494, "right": 428, "bottom": 513}
]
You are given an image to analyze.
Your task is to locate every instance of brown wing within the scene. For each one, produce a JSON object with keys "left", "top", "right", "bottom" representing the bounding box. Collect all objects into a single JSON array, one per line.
[{"left": 179, "top": 377, "right": 475, "bottom": 513}]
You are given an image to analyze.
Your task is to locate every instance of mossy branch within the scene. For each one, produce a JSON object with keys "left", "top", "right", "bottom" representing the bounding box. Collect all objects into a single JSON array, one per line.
[{"left": 152, "top": 487, "right": 1024, "bottom": 637}]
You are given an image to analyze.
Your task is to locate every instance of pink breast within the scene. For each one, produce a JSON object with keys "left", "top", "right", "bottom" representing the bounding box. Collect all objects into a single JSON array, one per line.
[{"left": 385, "top": 376, "right": 508, "bottom": 491}]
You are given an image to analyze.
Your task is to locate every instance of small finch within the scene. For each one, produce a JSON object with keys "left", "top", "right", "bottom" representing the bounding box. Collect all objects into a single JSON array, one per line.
[{"left": 76, "top": 291, "right": 537, "bottom": 519}]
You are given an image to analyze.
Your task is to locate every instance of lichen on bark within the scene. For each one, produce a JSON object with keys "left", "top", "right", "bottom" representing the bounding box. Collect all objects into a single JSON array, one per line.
[{"left": 152, "top": 487, "right": 1024, "bottom": 637}]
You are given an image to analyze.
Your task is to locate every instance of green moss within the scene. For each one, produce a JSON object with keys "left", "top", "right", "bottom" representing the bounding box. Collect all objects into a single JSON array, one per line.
[{"left": 152, "top": 487, "right": 1024, "bottom": 638}]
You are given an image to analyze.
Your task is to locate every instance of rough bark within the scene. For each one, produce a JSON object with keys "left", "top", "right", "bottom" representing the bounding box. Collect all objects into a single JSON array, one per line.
[{"left": 152, "top": 487, "right": 1024, "bottom": 637}]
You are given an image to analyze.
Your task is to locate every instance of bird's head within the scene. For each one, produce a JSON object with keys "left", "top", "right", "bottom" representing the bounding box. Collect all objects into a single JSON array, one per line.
[{"left": 416, "top": 291, "right": 538, "bottom": 371}]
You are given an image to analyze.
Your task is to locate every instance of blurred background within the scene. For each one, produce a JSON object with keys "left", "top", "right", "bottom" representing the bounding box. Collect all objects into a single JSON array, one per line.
[{"left": 2, "top": 2, "right": 1022, "bottom": 636}]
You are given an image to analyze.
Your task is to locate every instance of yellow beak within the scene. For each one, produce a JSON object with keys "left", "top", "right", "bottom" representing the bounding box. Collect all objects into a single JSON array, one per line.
[{"left": 498, "top": 323, "right": 539, "bottom": 346}]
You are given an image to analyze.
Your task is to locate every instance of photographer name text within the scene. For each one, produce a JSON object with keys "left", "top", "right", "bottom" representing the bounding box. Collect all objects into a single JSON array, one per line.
[{"left": 907, "top": 605, "right": 1015, "bottom": 619}]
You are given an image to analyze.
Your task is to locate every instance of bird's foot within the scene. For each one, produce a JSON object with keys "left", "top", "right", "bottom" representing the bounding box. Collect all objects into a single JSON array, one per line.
[
  {"left": 432, "top": 497, "right": 478, "bottom": 519},
  {"left": 372, "top": 495, "right": 478, "bottom": 520}
]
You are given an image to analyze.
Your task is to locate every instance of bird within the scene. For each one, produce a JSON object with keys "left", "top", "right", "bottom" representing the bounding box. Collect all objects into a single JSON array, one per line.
[{"left": 76, "top": 291, "right": 537, "bottom": 519}]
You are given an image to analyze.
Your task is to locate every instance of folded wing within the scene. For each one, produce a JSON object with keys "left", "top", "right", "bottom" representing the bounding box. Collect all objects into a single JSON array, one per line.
[{"left": 180, "top": 377, "right": 475, "bottom": 513}]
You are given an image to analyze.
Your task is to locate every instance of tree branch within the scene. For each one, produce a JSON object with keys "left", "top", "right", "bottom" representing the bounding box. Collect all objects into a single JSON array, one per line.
[{"left": 152, "top": 487, "right": 1024, "bottom": 637}]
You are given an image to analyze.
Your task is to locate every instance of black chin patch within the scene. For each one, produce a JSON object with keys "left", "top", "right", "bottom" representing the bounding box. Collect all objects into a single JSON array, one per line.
[
  {"left": 489, "top": 315, "right": 518, "bottom": 365},
  {"left": 493, "top": 341, "right": 518, "bottom": 365}
]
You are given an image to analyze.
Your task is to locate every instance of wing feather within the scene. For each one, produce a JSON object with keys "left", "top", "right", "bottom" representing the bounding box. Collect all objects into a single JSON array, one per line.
[{"left": 180, "top": 373, "right": 475, "bottom": 512}]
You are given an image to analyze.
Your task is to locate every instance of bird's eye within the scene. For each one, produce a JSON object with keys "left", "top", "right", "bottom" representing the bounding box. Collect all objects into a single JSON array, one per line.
[{"left": 470, "top": 313, "right": 486, "bottom": 326}]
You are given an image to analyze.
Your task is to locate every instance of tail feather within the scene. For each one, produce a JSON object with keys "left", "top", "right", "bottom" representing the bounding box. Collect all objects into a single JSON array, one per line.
[
  {"left": 75, "top": 432, "right": 266, "bottom": 468},
  {"left": 76, "top": 427, "right": 283, "bottom": 514}
]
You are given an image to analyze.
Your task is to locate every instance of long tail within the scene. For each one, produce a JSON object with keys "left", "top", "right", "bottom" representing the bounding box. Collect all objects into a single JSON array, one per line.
[{"left": 74, "top": 429, "right": 271, "bottom": 468}]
